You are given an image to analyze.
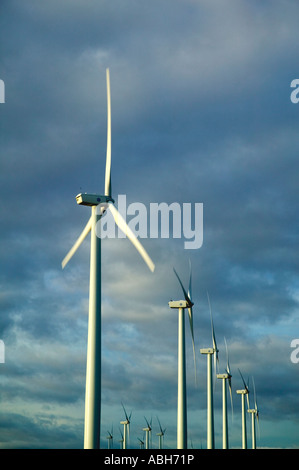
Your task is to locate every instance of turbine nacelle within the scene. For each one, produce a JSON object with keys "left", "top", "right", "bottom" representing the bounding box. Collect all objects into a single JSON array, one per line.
[
  {"left": 236, "top": 389, "right": 249, "bottom": 395},
  {"left": 76, "top": 193, "right": 114, "bottom": 206},
  {"left": 217, "top": 372, "right": 231, "bottom": 379},
  {"left": 168, "top": 300, "right": 191, "bottom": 309},
  {"left": 200, "top": 347, "right": 215, "bottom": 355}
]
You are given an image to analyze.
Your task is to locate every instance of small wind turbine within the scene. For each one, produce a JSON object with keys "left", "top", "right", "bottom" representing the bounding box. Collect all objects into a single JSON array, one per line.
[
  {"left": 168, "top": 262, "right": 196, "bottom": 449},
  {"left": 143, "top": 416, "right": 152, "bottom": 449},
  {"left": 200, "top": 292, "right": 218, "bottom": 449},
  {"left": 137, "top": 437, "right": 145, "bottom": 449},
  {"left": 120, "top": 403, "right": 131, "bottom": 449},
  {"left": 118, "top": 427, "right": 124, "bottom": 449},
  {"left": 106, "top": 426, "right": 113, "bottom": 449},
  {"left": 236, "top": 369, "right": 250, "bottom": 449},
  {"left": 216, "top": 338, "right": 233, "bottom": 449},
  {"left": 248, "top": 376, "right": 259, "bottom": 449},
  {"left": 61, "top": 69, "right": 155, "bottom": 449},
  {"left": 156, "top": 416, "right": 166, "bottom": 449}
]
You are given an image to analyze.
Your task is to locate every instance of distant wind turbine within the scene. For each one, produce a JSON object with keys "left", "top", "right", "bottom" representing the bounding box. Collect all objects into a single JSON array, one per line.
[
  {"left": 236, "top": 369, "right": 250, "bottom": 449},
  {"left": 61, "top": 69, "right": 155, "bottom": 449},
  {"left": 216, "top": 338, "right": 233, "bottom": 449},
  {"left": 200, "top": 292, "right": 218, "bottom": 449},
  {"left": 120, "top": 403, "right": 131, "bottom": 450},
  {"left": 168, "top": 262, "right": 196, "bottom": 449},
  {"left": 156, "top": 416, "right": 166, "bottom": 449},
  {"left": 106, "top": 426, "right": 113, "bottom": 449},
  {"left": 248, "top": 376, "right": 259, "bottom": 449},
  {"left": 143, "top": 416, "right": 152, "bottom": 449},
  {"left": 118, "top": 427, "right": 124, "bottom": 449},
  {"left": 137, "top": 437, "right": 145, "bottom": 449}
]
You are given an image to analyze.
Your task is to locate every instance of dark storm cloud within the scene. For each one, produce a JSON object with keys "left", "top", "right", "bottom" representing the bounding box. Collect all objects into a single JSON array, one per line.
[{"left": 1, "top": 0, "right": 299, "bottom": 449}]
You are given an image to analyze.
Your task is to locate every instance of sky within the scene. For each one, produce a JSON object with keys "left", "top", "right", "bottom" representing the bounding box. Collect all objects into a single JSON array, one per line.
[{"left": 1, "top": 0, "right": 299, "bottom": 449}]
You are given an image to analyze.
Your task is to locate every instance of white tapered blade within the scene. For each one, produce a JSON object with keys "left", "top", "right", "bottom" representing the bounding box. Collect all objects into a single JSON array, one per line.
[
  {"left": 61, "top": 217, "right": 92, "bottom": 269},
  {"left": 207, "top": 292, "right": 219, "bottom": 376},
  {"left": 108, "top": 204, "right": 155, "bottom": 272},
  {"left": 173, "top": 268, "right": 191, "bottom": 304},
  {"left": 188, "top": 306, "right": 197, "bottom": 384},
  {"left": 188, "top": 259, "right": 192, "bottom": 302},
  {"left": 224, "top": 337, "right": 234, "bottom": 418},
  {"left": 104, "top": 68, "right": 112, "bottom": 198}
]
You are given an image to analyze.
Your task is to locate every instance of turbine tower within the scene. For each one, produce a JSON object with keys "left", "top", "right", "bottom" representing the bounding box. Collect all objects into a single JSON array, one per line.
[
  {"left": 61, "top": 69, "right": 155, "bottom": 449},
  {"left": 236, "top": 369, "right": 250, "bottom": 449},
  {"left": 168, "top": 263, "right": 196, "bottom": 449},
  {"left": 248, "top": 376, "right": 259, "bottom": 449},
  {"left": 156, "top": 416, "right": 166, "bottom": 449},
  {"left": 143, "top": 416, "right": 153, "bottom": 449},
  {"left": 200, "top": 292, "right": 218, "bottom": 449},
  {"left": 216, "top": 338, "right": 233, "bottom": 449},
  {"left": 120, "top": 404, "right": 131, "bottom": 450}
]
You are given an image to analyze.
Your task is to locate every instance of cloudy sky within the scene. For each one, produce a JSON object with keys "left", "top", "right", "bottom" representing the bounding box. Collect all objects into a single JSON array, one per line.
[{"left": 1, "top": 0, "right": 299, "bottom": 449}]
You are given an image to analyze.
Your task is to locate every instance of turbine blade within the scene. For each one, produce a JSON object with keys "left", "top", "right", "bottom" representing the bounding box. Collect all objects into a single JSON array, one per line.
[
  {"left": 238, "top": 369, "right": 250, "bottom": 407},
  {"left": 207, "top": 292, "right": 219, "bottom": 379},
  {"left": 252, "top": 376, "right": 258, "bottom": 411},
  {"left": 61, "top": 217, "right": 92, "bottom": 269},
  {"left": 188, "top": 259, "right": 192, "bottom": 302},
  {"left": 188, "top": 306, "right": 197, "bottom": 384},
  {"left": 108, "top": 204, "right": 155, "bottom": 272},
  {"left": 157, "top": 416, "right": 162, "bottom": 433},
  {"left": 238, "top": 368, "right": 246, "bottom": 388},
  {"left": 224, "top": 337, "right": 234, "bottom": 419},
  {"left": 121, "top": 402, "right": 130, "bottom": 421},
  {"left": 224, "top": 337, "right": 231, "bottom": 375},
  {"left": 144, "top": 416, "right": 150, "bottom": 428},
  {"left": 173, "top": 268, "right": 190, "bottom": 304},
  {"left": 104, "top": 68, "right": 112, "bottom": 198}
]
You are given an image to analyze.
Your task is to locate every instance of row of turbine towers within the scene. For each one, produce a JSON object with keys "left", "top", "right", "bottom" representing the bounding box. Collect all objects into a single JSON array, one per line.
[
  {"left": 110, "top": 267, "right": 260, "bottom": 450},
  {"left": 107, "top": 411, "right": 166, "bottom": 450},
  {"left": 61, "top": 68, "right": 259, "bottom": 449},
  {"left": 169, "top": 265, "right": 260, "bottom": 449}
]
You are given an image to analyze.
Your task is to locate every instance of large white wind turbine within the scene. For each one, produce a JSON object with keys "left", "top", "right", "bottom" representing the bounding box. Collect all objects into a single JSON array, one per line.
[
  {"left": 61, "top": 69, "right": 155, "bottom": 449},
  {"left": 236, "top": 369, "right": 250, "bottom": 449},
  {"left": 216, "top": 338, "right": 233, "bottom": 449},
  {"left": 120, "top": 404, "right": 131, "bottom": 450},
  {"left": 168, "top": 263, "right": 196, "bottom": 449},
  {"left": 248, "top": 376, "right": 259, "bottom": 449},
  {"left": 200, "top": 292, "right": 218, "bottom": 449}
]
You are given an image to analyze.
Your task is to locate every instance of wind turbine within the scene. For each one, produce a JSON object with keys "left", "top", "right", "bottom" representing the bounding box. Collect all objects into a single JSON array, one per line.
[
  {"left": 248, "top": 376, "right": 259, "bottom": 449},
  {"left": 200, "top": 292, "right": 218, "bottom": 449},
  {"left": 236, "top": 369, "right": 250, "bottom": 449},
  {"left": 137, "top": 437, "right": 145, "bottom": 449},
  {"left": 143, "top": 416, "right": 152, "bottom": 449},
  {"left": 156, "top": 416, "right": 166, "bottom": 449},
  {"left": 106, "top": 426, "right": 113, "bottom": 449},
  {"left": 61, "top": 69, "right": 155, "bottom": 449},
  {"left": 120, "top": 403, "right": 131, "bottom": 450},
  {"left": 118, "top": 427, "right": 124, "bottom": 449},
  {"left": 168, "top": 262, "right": 196, "bottom": 449},
  {"left": 216, "top": 338, "right": 233, "bottom": 449}
]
